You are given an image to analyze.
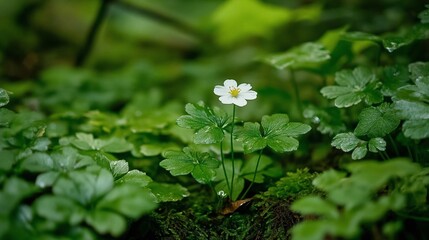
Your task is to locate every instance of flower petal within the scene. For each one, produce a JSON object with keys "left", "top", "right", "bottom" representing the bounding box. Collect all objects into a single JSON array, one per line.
[
  {"left": 240, "top": 90, "right": 257, "bottom": 100},
  {"left": 224, "top": 79, "right": 237, "bottom": 88},
  {"left": 214, "top": 86, "right": 228, "bottom": 96},
  {"left": 219, "top": 95, "right": 235, "bottom": 105},
  {"left": 232, "top": 97, "right": 247, "bottom": 107},
  {"left": 238, "top": 83, "right": 252, "bottom": 92}
]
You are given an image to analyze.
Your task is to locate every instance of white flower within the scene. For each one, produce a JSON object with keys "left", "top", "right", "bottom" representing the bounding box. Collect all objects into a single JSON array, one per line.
[{"left": 214, "top": 79, "right": 257, "bottom": 107}]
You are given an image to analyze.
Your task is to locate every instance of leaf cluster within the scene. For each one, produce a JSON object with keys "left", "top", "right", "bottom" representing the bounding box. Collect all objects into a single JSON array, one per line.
[{"left": 291, "top": 159, "right": 427, "bottom": 240}]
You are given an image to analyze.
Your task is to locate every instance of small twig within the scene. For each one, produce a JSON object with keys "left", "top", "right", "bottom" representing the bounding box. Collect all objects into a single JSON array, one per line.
[
  {"left": 113, "top": 1, "right": 199, "bottom": 37},
  {"left": 75, "top": 0, "right": 111, "bottom": 66}
]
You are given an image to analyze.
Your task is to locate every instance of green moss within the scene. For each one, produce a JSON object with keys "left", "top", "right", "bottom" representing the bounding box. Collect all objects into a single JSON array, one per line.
[{"left": 146, "top": 169, "right": 318, "bottom": 239}]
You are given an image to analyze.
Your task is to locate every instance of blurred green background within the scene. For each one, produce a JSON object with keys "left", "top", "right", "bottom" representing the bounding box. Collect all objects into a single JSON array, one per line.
[{"left": 0, "top": 0, "right": 426, "bottom": 119}]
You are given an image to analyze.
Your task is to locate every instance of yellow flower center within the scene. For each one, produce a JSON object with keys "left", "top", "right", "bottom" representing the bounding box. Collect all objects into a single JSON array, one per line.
[{"left": 229, "top": 87, "right": 241, "bottom": 97}]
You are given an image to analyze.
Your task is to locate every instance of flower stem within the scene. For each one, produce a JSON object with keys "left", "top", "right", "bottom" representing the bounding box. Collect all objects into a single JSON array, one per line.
[
  {"left": 220, "top": 142, "right": 231, "bottom": 197},
  {"left": 241, "top": 149, "right": 263, "bottom": 199},
  {"left": 230, "top": 104, "right": 236, "bottom": 199}
]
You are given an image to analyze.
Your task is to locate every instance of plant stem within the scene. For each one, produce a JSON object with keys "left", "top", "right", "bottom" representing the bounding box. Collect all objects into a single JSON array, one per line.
[
  {"left": 230, "top": 104, "right": 236, "bottom": 199},
  {"left": 75, "top": 0, "right": 111, "bottom": 66},
  {"left": 406, "top": 146, "right": 414, "bottom": 161},
  {"left": 220, "top": 142, "right": 231, "bottom": 197},
  {"left": 290, "top": 69, "right": 303, "bottom": 118},
  {"left": 388, "top": 134, "right": 399, "bottom": 156},
  {"left": 241, "top": 149, "right": 263, "bottom": 199}
]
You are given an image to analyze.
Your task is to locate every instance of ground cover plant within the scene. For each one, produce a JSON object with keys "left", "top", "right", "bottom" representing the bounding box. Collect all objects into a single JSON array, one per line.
[{"left": 1, "top": 0, "right": 429, "bottom": 239}]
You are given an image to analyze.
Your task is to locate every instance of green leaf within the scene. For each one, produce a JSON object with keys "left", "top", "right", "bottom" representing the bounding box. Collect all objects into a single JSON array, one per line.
[
  {"left": 160, "top": 147, "right": 220, "bottom": 184},
  {"left": 194, "top": 125, "right": 225, "bottom": 144},
  {"left": 34, "top": 195, "right": 85, "bottom": 224},
  {"left": 36, "top": 171, "right": 60, "bottom": 188},
  {"left": 394, "top": 97, "right": 429, "bottom": 139},
  {"left": 331, "top": 132, "right": 361, "bottom": 152},
  {"left": 235, "top": 122, "right": 266, "bottom": 153},
  {"left": 291, "top": 196, "right": 339, "bottom": 218},
  {"left": 99, "top": 137, "right": 133, "bottom": 153},
  {"left": 418, "top": 5, "right": 429, "bottom": 24},
  {"left": 368, "top": 138, "right": 386, "bottom": 152},
  {"left": 97, "top": 185, "right": 157, "bottom": 218},
  {"left": 402, "top": 119, "right": 429, "bottom": 139},
  {"left": 70, "top": 132, "right": 94, "bottom": 150},
  {"left": 346, "top": 159, "right": 421, "bottom": 190},
  {"left": 312, "top": 169, "right": 347, "bottom": 191},
  {"left": 0, "top": 88, "right": 10, "bottom": 107},
  {"left": 342, "top": 31, "right": 381, "bottom": 42},
  {"left": 321, "top": 67, "right": 382, "bottom": 107},
  {"left": 85, "top": 210, "right": 126, "bottom": 237},
  {"left": 116, "top": 169, "right": 153, "bottom": 187},
  {"left": 31, "top": 137, "right": 51, "bottom": 151},
  {"left": 332, "top": 132, "right": 370, "bottom": 160},
  {"left": 291, "top": 220, "right": 331, "bottom": 240},
  {"left": 70, "top": 133, "right": 132, "bottom": 153},
  {"left": 110, "top": 160, "right": 129, "bottom": 178},
  {"left": 20, "top": 152, "right": 54, "bottom": 172},
  {"left": 51, "top": 146, "right": 94, "bottom": 171},
  {"left": 354, "top": 103, "right": 400, "bottom": 138},
  {"left": 394, "top": 100, "right": 429, "bottom": 120},
  {"left": 328, "top": 181, "right": 372, "bottom": 209},
  {"left": 0, "top": 108, "right": 15, "bottom": 127},
  {"left": 140, "top": 143, "right": 178, "bottom": 156},
  {"left": 177, "top": 103, "right": 229, "bottom": 144},
  {"left": 351, "top": 145, "right": 368, "bottom": 160},
  {"left": 382, "top": 65, "right": 410, "bottom": 96},
  {"left": 147, "top": 182, "right": 189, "bottom": 202},
  {"left": 237, "top": 114, "right": 310, "bottom": 153},
  {"left": 265, "top": 42, "right": 330, "bottom": 70},
  {"left": 409, "top": 61, "right": 429, "bottom": 82},
  {"left": 53, "top": 168, "right": 114, "bottom": 205},
  {"left": 0, "top": 150, "right": 15, "bottom": 171}
]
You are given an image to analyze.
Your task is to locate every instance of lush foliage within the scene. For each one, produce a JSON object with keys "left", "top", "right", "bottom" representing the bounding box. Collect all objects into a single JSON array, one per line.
[{"left": 1, "top": 0, "right": 429, "bottom": 239}]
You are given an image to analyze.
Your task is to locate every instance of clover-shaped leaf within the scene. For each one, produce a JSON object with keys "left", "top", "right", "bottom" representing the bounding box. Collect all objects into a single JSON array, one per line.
[
  {"left": 265, "top": 42, "right": 330, "bottom": 70},
  {"left": 354, "top": 103, "right": 400, "bottom": 138},
  {"left": 53, "top": 168, "right": 114, "bottom": 205},
  {"left": 321, "top": 67, "right": 383, "bottom": 108},
  {"left": 160, "top": 147, "right": 220, "bottom": 184},
  {"left": 382, "top": 65, "right": 410, "bottom": 96},
  {"left": 236, "top": 114, "right": 311, "bottom": 154},
  {"left": 393, "top": 62, "right": 429, "bottom": 139},
  {"left": 177, "top": 103, "right": 230, "bottom": 144},
  {"left": 331, "top": 132, "right": 386, "bottom": 160}
]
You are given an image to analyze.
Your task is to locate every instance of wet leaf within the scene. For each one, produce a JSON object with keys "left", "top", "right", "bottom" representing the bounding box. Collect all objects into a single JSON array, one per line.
[
  {"left": 177, "top": 103, "right": 229, "bottom": 144},
  {"left": 265, "top": 42, "right": 330, "bottom": 70},
  {"left": 147, "top": 182, "right": 189, "bottom": 202},
  {"left": 354, "top": 103, "right": 400, "bottom": 138},
  {"left": 321, "top": 67, "right": 382, "bottom": 107},
  {"left": 236, "top": 114, "right": 310, "bottom": 153},
  {"left": 160, "top": 147, "right": 220, "bottom": 184},
  {"left": 0, "top": 88, "right": 10, "bottom": 107}
]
